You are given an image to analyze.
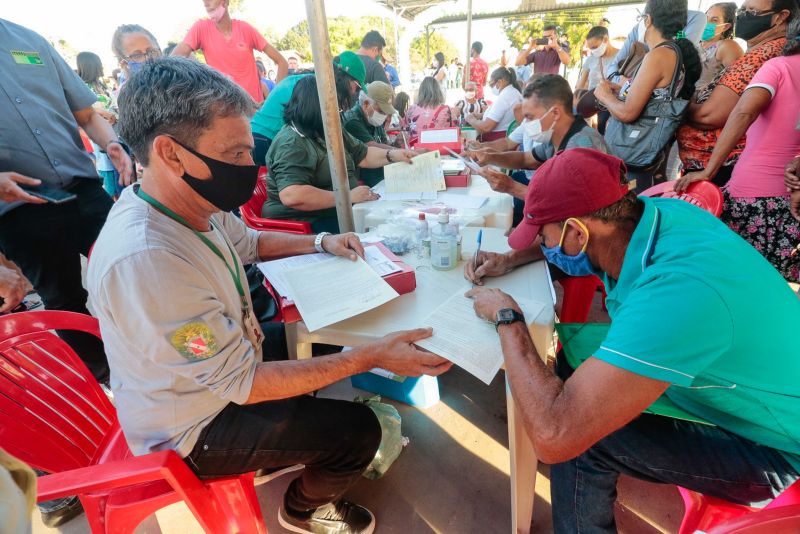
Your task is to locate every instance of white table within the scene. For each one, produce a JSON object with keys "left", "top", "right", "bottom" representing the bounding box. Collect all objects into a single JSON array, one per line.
[
  {"left": 352, "top": 175, "right": 514, "bottom": 234},
  {"left": 285, "top": 230, "right": 555, "bottom": 534}
]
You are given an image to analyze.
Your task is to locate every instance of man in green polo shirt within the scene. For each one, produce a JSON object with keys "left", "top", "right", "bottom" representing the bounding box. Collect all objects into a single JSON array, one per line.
[
  {"left": 465, "top": 148, "right": 800, "bottom": 533},
  {"left": 342, "top": 81, "right": 396, "bottom": 187}
]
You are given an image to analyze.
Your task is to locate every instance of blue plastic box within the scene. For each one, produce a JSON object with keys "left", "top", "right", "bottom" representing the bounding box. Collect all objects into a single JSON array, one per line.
[{"left": 350, "top": 369, "right": 440, "bottom": 408}]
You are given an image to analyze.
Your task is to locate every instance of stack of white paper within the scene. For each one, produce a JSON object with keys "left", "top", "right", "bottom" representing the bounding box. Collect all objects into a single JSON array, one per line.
[
  {"left": 282, "top": 257, "right": 399, "bottom": 332},
  {"left": 436, "top": 192, "right": 488, "bottom": 210}
]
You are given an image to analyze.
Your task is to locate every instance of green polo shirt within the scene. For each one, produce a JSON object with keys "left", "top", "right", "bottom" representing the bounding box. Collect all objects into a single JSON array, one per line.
[
  {"left": 250, "top": 74, "right": 311, "bottom": 140},
  {"left": 594, "top": 196, "right": 800, "bottom": 471},
  {"left": 264, "top": 124, "right": 368, "bottom": 223},
  {"left": 342, "top": 103, "right": 388, "bottom": 188}
]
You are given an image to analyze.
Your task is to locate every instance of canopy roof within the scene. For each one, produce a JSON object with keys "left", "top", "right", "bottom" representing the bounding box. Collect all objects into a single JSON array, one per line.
[
  {"left": 374, "top": 0, "right": 457, "bottom": 20},
  {"left": 429, "top": 0, "right": 641, "bottom": 24}
]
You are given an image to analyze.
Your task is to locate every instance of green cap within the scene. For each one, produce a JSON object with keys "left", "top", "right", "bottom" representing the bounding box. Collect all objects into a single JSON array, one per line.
[{"left": 335, "top": 51, "right": 366, "bottom": 88}]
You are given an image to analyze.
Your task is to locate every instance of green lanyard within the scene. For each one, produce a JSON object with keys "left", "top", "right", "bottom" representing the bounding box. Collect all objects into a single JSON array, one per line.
[{"left": 135, "top": 188, "right": 248, "bottom": 314}]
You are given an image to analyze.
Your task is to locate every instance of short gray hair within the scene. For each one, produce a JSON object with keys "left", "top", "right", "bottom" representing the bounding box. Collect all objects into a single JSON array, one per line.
[
  {"left": 111, "top": 24, "right": 160, "bottom": 60},
  {"left": 117, "top": 57, "right": 255, "bottom": 166}
]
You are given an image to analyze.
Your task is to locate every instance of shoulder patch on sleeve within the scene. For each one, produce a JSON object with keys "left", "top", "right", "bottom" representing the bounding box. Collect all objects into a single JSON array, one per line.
[{"left": 169, "top": 322, "right": 219, "bottom": 360}]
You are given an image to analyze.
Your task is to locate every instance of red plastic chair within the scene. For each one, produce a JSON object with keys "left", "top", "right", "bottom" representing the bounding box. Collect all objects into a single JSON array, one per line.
[
  {"left": 240, "top": 167, "right": 312, "bottom": 235},
  {"left": 678, "top": 480, "right": 800, "bottom": 534},
  {"left": 640, "top": 180, "right": 724, "bottom": 217},
  {"left": 558, "top": 275, "right": 606, "bottom": 324},
  {"left": 0, "top": 311, "right": 267, "bottom": 534}
]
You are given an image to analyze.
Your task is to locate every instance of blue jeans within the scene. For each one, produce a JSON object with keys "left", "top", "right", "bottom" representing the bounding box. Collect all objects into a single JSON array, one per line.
[{"left": 550, "top": 414, "right": 800, "bottom": 533}]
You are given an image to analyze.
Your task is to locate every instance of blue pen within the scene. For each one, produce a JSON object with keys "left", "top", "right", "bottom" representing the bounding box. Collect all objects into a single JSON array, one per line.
[{"left": 473, "top": 229, "right": 483, "bottom": 285}]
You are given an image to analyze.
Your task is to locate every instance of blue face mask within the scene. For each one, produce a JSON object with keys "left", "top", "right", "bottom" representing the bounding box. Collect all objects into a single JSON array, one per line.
[
  {"left": 540, "top": 218, "right": 602, "bottom": 277},
  {"left": 127, "top": 60, "right": 144, "bottom": 74},
  {"left": 701, "top": 22, "right": 719, "bottom": 41}
]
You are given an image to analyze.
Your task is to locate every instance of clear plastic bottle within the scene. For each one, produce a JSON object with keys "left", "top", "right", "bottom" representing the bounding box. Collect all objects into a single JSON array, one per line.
[
  {"left": 415, "top": 213, "right": 430, "bottom": 258},
  {"left": 430, "top": 212, "right": 458, "bottom": 271}
]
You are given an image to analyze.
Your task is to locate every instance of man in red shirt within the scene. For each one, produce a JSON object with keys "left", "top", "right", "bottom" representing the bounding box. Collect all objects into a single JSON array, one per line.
[
  {"left": 465, "top": 41, "right": 489, "bottom": 99},
  {"left": 172, "top": 0, "right": 288, "bottom": 103}
]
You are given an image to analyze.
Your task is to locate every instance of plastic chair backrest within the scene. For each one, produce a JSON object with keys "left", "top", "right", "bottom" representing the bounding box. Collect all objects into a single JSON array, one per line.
[
  {"left": 240, "top": 167, "right": 313, "bottom": 235},
  {"left": 640, "top": 181, "right": 724, "bottom": 217},
  {"left": 0, "top": 311, "right": 116, "bottom": 474}
]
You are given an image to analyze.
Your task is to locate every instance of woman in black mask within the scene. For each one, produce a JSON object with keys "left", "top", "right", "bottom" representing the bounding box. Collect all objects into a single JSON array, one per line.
[{"left": 676, "top": 0, "right": 795, "bottom": 189}]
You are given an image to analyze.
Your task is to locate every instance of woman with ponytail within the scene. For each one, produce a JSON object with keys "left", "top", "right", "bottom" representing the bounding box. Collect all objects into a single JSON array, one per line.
[
  {"left": 594, "top": 0, "right": 702, "bottom": 191},
  {"left": 465, "top": 67, "right": 522, "bottom": 141}
]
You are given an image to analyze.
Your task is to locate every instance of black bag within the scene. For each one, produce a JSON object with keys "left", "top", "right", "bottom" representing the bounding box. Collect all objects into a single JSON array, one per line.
[{"left": 604, "top": 41, "right": 689, "bottom": 170}]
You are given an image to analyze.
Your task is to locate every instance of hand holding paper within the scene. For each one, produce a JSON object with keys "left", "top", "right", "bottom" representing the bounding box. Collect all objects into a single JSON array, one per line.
[{"left": 384, "top": 150, "right": 446, "bottom": 193}]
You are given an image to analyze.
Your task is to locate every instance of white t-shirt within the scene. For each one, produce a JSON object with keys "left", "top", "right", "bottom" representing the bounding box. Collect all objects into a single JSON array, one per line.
[
  {"left": 580, "top": 55, "right": 607, "bottom": 91},
  {"left": 508, "top": 120, "right": 540, "bottom": 180},
  {"left": 87, "top": 186, "right": 263, "bottom": 457},
  {"left": 484, "top": 85, "right": 522, "bottom": 133}
]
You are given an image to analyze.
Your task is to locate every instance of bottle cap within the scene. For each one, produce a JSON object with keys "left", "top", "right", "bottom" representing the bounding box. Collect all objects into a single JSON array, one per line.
[
  {"left": 419, "top": 213, "right": 425, "bottom": 220},
  {"left": 438, "top": 211, "right": 449, "bottom": 224}
]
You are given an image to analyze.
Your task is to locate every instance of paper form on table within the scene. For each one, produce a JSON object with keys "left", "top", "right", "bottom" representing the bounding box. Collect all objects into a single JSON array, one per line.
[
  {"left": 384, "top": 150, "right": 446, "bottom": 193},
  {"left": 415, "top": 290, "right": 547, "bottom": 385},
  {"left": 257, "top": 253, "right": 332, "bottom": 300},
  {"left": 436, "top": 192, "right": 488, "bottom": 210},
  {"left": 282, "top": 256, "right": 399, "bottom": 332},
  {"left": 372, "top": 182, "right": 437, "bottom": 201},
  {"left": 257, "top": 247, "right": 399, "bottom": 302},
  {"left": 364, "top": 246, "right": 402, "bottom": 276}
]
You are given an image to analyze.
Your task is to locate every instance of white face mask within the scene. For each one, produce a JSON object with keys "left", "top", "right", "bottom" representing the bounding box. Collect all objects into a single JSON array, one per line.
[
  {"left": 491, "top": 84, "right": 502, "bottom": 96},
  {"left": 524, "top": 107, "right": 555, "bottom": 143},
  {"left": 590, "top": 43, "right": 607, "bottom": 57},
  {"left": 368, "top": 108, "right": 387, "bottom": 127},
  {"left": 637, "top": 17, "right": 649, "bottom": 44}
]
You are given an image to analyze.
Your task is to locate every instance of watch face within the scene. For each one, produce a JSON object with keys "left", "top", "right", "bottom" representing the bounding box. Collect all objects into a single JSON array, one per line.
[{"left": 497, "top": 309, "right": 515, "bottom": 322}]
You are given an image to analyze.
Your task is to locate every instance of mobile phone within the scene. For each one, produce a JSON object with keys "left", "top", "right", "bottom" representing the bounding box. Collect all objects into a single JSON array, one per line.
[
  {"left": 20, "top": 185, "right": 77, "bottom": 204},
  {"left": 536, "top": 38, "right": 550, "bottom": 46}
]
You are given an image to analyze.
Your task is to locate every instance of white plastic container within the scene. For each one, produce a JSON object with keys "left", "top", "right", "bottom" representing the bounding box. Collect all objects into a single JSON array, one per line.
[{"left": 430, "top": 212, "right": 458, "bottom": 271}]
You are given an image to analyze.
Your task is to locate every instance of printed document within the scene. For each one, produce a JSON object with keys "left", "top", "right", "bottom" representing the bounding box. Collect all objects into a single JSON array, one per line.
[
  {"left": 283, "top": 257, "right": 399, "bottom": 332},
  {"left": 372, "top": 182, "right": 437, "bottom": 202},
  {"left": 384, "top": 151, "right": 446, "bottom": 193},
  {"left": 416, "top": 290, "right": 546, "bottom": 385},
  {"left": 257, "top": 253, "right": 331, "bottom": 300},
  {"left": 419, "top": 128, "right": 459, "bottom": 144},
  {"left": 364, "top": 246, "right": 402, "bottom": 276}
]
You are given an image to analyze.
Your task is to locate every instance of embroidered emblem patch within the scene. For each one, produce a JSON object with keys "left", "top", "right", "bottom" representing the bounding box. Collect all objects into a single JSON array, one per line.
[{"left": 170, "top": 322, "right": 219, "bottom": 360}]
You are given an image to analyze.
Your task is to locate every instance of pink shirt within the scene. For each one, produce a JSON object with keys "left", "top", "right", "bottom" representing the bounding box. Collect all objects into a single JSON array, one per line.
[
  {"left": 183, "top": 19, "right": 268, "bottom": 102},
  {"left": 727, "top": 55, "right": 800, "bottom": 198}
]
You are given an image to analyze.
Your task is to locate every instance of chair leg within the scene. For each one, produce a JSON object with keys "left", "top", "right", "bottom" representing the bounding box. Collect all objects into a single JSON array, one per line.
[
  {"left": 79, "top": 494, "right": 108, "bottom": 534},
  {"left": 206, "top": 473, "right": 267, "bottom": 534}
]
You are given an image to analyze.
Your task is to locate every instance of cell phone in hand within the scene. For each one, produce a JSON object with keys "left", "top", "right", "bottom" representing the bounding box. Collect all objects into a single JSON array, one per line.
[
  {"left": 536, "top": 38, "right": 550, "bottom": 46},
  {"left": 20, "top": 185, "right": 77, "bottom": 204}
]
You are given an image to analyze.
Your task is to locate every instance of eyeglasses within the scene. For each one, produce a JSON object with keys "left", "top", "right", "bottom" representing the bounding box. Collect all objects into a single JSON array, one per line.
[
  {"left": 124, "top": 49, "right": 160, "bottom": 63},
  {"left": 737, "top": 7, "right": 775, "bottom": 17}
]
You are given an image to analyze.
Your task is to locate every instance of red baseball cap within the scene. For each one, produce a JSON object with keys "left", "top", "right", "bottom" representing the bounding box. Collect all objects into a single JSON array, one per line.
[{"left": 508, "top": 148, "right": 630, "bottom": 250}]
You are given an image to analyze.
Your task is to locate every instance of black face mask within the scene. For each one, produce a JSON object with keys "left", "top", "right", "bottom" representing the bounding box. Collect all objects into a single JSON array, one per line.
[
  {"left": 735, "top": 11, "right": 775, "bottom": 41},
  {"left": 173, "top": 138, "right": 259, "bottom": 212}
]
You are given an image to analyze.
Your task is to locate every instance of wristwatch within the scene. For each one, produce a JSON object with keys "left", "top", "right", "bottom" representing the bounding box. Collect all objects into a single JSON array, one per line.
[
  {"left": 315, "top": 232, "right": 331, "bottom": 253},
  {"left": 494, "top": 308, "right": 525, "bottom": 331}
]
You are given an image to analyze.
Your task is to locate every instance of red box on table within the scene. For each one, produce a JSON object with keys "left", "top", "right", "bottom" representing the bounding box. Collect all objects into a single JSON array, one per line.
[{"left": 265, "top": 243, "right": 416, "bottom": 325}]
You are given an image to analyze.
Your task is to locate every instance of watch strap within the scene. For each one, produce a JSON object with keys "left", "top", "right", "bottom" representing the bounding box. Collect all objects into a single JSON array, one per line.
[
  {"left": 315, "top": 232, "right": 331, "bottom": 253},
  {"left": 495, "top": 308, "right": 525, "bottom": 331}
]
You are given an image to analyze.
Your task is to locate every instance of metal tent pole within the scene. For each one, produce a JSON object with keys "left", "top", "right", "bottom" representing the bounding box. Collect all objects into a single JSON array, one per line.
[
  {"left": 304, "top": 0, "right": 355, "bottom": 233},
  {"left": 464, "top": 0, "right": 473, "bottom": 88}
]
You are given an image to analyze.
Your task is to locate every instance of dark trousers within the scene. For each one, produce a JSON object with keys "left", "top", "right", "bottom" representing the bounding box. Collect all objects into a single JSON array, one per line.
[
  {"left": 510, "top": 170, "right": 531, "bottom": 227},
  {"left": 185, "top": 395, "right": 381, "bottom": 513},
  {"left": 253, "top": 133, "right": 272, "bottom": 167},
  {"left": 0, "top": 178, "right": 112, "bottom": 381},
  {"left": 550, "top": 414, "right": 800, "bottom": 533}
]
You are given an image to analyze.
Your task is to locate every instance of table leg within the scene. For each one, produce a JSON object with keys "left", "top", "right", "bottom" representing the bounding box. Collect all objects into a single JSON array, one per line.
[
  {"left": 285, "top": 322, "right": 312, "bottom": 360},
  {"left": 508, "top": 375, "right": 537, "bottom": 534}
]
